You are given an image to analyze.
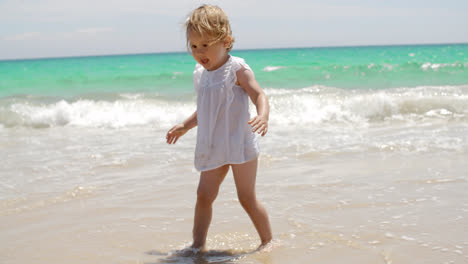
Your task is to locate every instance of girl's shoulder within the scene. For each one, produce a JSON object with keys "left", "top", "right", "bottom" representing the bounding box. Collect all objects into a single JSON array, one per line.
[{"left": 230, "top": 56, "right": 254, "bottom": 76}]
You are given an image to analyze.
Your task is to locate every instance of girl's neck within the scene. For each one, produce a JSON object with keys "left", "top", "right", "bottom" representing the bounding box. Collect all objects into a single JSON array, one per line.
[{"left": 207, "top": 53, "right": 230, "bottom": 72}]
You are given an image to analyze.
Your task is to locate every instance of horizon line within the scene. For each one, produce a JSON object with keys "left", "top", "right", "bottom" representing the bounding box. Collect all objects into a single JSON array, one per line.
[{"left": 1, "top": 42, "right": 467, "bottom": 62}]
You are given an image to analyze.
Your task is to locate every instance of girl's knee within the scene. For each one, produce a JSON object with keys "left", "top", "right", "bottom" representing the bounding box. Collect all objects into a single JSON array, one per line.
[
  {"left": 237, "top": 192, "right": 257, "bottom": 211},
  {"left": 197, "top": 187, "right": 218, "bottom": 206}
]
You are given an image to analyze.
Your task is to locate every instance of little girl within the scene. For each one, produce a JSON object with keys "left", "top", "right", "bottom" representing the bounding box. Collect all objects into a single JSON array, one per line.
[{"left": 166, "top": 5, "right": 272, "bottom": 251}]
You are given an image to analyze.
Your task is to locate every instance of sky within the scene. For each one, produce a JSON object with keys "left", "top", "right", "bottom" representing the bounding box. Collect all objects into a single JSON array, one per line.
[{"left": 1, "top": 0, "right": 467, "bottom": 60}]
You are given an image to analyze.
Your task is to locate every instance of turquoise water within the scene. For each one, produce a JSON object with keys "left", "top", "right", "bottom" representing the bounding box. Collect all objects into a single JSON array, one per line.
[
  {"left": 0, "top": 52, "right": 195, "bottom": 98},
  {"left": 1, "top": 44, "right": 467, "bottom": 98},
  {"left": 0, "top": 43, "right": 467, "bottom": 129}
]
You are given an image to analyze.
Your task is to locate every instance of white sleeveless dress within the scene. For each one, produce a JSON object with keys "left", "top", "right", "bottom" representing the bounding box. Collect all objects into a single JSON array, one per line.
[{"left": 193, "top": 56, "right": 259, "bottom": 172}]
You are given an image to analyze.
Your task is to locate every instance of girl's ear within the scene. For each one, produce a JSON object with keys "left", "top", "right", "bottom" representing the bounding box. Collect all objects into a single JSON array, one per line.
[{"left": 224, "top": 36, "right": 232, "bottom": 49}]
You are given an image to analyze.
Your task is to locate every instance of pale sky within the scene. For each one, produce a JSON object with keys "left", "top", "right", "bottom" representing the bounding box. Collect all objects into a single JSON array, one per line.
[{"left": 1, "top": 0, "right": 467, "bottom": 60}]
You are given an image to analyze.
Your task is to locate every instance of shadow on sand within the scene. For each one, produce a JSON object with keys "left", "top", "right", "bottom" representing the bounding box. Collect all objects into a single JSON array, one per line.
[{"left": 145, "top": 247, "right": 259, "bottom": 264}]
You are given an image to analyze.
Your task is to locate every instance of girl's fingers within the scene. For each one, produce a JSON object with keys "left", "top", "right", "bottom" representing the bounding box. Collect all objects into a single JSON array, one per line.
[
  {"left": 258, "top": 124, "right": 266, "bottom": 134},
  {"left": 254, "top": 122, "right": 266, "bottom": 131},
  {"left": 253, "top": 124, "right": 261, "bottom": 133},
  {"left": 250, "top": 124, "right": 255, "bottom": 131},
  {"left": 252, "top": 124, "right": 258, "bottom": 132},
  {"left": 250, "top": 116, "right": 262, "bottom": 125},
  {"left": 167, "top": 133, "right": 177, "bottom": 144},
  {"left": 166, "top": 124, "right": 185, "bottom": 144},
  {"left": 250, "top": 118, "right": 261, "bottom": 129},
  {"left": 249, "top": 117, "right": 268, "bottom": 135}
]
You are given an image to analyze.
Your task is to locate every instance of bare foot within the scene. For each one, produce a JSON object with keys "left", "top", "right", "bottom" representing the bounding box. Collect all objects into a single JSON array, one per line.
[
  {"left": 190, "top": 243, "right": 207, "bottom": 253},
  {"left": 174, "top": 246, "right": 204, "bottom": 257},
  {"left": 256, "top": 239, "right": 279, "bottom": 252}
]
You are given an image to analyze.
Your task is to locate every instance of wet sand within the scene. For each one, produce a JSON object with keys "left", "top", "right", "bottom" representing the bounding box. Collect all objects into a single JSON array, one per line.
[{"left": 1, "top": 129, "right": 467, "bottom": 264}]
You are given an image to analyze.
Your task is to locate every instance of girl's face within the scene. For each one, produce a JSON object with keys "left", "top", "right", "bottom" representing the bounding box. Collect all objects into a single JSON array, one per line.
[{"left": 188, "top": 30, "right": 230, "bottom": 71}]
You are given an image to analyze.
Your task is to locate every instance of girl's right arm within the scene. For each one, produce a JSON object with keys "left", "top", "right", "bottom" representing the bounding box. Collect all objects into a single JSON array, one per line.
[{"left": 166, "top": 111, "right": 197, "bottom": 144}]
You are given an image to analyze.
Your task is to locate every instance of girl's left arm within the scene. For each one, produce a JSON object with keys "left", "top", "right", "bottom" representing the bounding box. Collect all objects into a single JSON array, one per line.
[{"left": 236, "top": 68, "right": 270, "bottom": 136}]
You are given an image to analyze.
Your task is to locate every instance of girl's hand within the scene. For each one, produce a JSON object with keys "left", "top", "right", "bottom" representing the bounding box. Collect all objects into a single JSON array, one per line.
[
  {"left": 166, "top": 124, "right": 189, "bottom": 144},
  {"left": 248, "top": 115, "right": 268, "bottom": 136}
]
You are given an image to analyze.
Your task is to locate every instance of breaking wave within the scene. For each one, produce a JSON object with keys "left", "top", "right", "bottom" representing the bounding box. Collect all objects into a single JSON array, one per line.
[{"left": 0, "top": 85, "right": 467, "bottom": 129}]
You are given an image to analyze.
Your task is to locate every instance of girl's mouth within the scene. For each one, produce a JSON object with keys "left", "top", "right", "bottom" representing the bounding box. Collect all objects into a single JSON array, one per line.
[{"left": 201, "top": 58, "right": 209, "bottom": 65}]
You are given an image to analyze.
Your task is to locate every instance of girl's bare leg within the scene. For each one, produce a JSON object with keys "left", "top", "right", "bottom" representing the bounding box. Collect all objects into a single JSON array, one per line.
[
  {"left": 191, "top": 164, "right": 230, "bottom": 250},
  {"left": 231, "top": 158, "right": 272, "bottom": 246}
]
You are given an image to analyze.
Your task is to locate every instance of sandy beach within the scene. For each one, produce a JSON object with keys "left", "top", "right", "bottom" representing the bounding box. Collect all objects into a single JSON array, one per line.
[{"left": 1, "top": 126, "right": 467, "bottom": 264}]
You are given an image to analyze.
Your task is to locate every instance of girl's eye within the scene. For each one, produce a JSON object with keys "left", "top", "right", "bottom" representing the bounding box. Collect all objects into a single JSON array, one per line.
[
  {"left": 191, "top": 45, "right": 197, "bottom": 49},
  {"left": 203, "top": 44, "right": 208, "bottom": 47}
]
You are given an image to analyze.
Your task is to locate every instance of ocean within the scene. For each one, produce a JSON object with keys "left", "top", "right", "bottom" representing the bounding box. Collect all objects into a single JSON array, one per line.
[{"left": 1, "top": 44, "right": 468, "bottom": 264}]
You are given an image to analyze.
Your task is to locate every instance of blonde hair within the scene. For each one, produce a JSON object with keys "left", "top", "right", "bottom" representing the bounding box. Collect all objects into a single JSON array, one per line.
[{"left": 185, "top": 5, "right": 235, "bottom": 52}]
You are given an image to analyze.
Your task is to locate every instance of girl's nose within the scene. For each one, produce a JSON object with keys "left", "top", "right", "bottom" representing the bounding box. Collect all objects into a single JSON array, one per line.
[{"left": 194, "top": 47, "right": 206, "bottom": 54}]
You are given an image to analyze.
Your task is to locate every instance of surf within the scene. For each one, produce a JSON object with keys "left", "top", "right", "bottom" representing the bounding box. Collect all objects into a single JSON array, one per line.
[{"left": 1, "top": 85, "right": 466, "bottom": 129}]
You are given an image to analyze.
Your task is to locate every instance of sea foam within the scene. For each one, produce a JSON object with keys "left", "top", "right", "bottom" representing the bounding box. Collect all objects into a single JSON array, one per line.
[
  {"left": 262, "top": 66, "right": 285, "bottom": 72},
  {"left": 1, "top": 85, "right": 467, "bottom": 129},
  {"left": 2, "top": 99, "right": 194, "bottom": 128},
  {"left": 266, "top": 85, "right": 468, "bottom": 127}
]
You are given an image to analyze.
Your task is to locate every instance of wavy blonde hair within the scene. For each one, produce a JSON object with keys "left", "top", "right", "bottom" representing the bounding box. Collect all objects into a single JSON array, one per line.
[{"left": 185, "top": 5, "right": 235, "bottom": 52}]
